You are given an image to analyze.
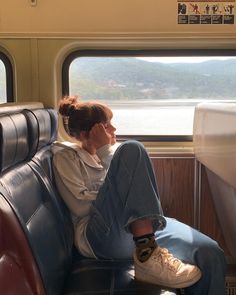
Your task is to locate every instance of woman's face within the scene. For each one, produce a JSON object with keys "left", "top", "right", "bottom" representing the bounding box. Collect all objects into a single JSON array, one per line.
[{"left": 103, "top": 120, "right": 117, "bottom": 145}]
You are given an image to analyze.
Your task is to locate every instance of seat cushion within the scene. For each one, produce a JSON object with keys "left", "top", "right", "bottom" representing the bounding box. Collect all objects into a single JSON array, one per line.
[{"left": 64, "top": 252, "right": 178, "bottom": 295}]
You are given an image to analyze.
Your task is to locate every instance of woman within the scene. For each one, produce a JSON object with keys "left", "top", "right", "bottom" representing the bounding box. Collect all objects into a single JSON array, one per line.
[{"left": 52, "top": 96, "right": 226, "bottom": 294}]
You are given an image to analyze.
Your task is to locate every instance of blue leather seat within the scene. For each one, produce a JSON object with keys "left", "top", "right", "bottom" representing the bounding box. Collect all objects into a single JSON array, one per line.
[{"left": 0, "top": 108, "right": 178, "bottom": 295}]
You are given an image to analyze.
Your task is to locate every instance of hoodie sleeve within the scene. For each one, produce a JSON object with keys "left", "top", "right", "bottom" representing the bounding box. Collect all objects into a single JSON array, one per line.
[
  {"left": 96, "top": 144, "right": 115, "bottom": 170},
  {"left": 53, "top": 148, "right": 98, "bottom": 201}
]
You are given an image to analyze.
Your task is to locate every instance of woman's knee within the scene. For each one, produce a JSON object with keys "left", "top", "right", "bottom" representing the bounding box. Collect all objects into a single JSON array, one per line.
[
  {"left": 116, "top": 140, "right": 146, "bottom": 159},
  {"left": 109, "top": 140, "right": 150, "bottom": 174}
]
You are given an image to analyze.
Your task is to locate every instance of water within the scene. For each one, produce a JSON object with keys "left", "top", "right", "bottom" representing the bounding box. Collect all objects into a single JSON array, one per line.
[{"left": 110, "top": 105, "right": 195, "bottom": 136}]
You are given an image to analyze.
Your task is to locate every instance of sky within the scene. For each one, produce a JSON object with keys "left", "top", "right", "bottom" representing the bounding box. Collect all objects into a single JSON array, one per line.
[{"left": 137, "top": 56, "right": 236, "bottom": 63}]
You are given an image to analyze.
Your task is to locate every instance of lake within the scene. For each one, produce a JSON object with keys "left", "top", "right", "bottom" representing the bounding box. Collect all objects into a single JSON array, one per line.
[{"left": 108, "top": 103, "right": 196, "bottom": 136}]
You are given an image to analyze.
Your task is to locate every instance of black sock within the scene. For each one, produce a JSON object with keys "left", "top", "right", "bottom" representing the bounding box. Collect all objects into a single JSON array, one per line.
[{"left": 133, "top": 233, "right": 157, "bottom": 262}]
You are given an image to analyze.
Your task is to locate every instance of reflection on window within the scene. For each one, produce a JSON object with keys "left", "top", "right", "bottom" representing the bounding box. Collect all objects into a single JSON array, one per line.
[
  {"left": 69, "top": 56, "right": 236, "bottom": 136},
  {"left": 0, "top": 59, "right": 7, "bottom": 103}
]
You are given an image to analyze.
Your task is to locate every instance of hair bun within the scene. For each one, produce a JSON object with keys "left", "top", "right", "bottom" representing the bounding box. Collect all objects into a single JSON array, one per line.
[{"left": 58, "top": 96, "right": 78, "bottom": 117}]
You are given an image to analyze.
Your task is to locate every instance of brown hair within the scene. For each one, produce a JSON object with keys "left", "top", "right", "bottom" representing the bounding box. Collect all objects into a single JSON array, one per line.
[{"left": 59, "top": 96, "right": 113, "bottom": 138}]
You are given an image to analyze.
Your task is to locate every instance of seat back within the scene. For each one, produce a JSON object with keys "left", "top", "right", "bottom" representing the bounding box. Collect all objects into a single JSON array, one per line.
[
  {"left": 0, "top": 108, "right": 74, "bottom": 295},
  {"left": 0, "top": 111, "right": 46, "bottom": 295}
]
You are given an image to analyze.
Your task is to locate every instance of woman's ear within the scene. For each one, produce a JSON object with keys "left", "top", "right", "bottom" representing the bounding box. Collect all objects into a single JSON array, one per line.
[{"left": 80, "top": 130, "right": 89, "bottom": 140}]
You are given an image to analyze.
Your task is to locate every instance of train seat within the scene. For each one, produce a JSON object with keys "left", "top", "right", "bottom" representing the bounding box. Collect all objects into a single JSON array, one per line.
[
  {"left": 193, "top": 102, "right": 236, "bottom": 260},
  {"left": 0, "top": 111, "right": 46, "bottom": 295},
  {"left": 0, "top": 107, "right": 178, "bottom": 295}
]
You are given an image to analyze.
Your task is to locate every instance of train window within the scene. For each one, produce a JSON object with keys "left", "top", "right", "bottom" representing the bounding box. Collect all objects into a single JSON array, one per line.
[
  {"left": 0, "top": 60, "right": 7, "bottom": 101},
  {"left": 62, "top": 50, "right": 236, "bottom": 139},
  {"left": 0, "top": 52, "right": 14, "bottom": 103}
]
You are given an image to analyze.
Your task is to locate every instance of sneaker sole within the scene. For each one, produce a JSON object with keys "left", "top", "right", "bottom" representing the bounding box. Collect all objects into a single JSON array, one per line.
[{"left": 135, "top": 266, "right": 202, "bottom": 289}]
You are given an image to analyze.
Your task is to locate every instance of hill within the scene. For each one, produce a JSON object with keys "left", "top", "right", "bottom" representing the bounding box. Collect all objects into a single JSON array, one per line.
[{"left": 70, "top": 57, "right": 236, "bottom": 100}]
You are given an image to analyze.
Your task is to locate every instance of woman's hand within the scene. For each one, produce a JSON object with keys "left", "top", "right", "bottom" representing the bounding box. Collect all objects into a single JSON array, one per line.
[{"left": 89, "top": 123, "right": 111, "bottom": 149}]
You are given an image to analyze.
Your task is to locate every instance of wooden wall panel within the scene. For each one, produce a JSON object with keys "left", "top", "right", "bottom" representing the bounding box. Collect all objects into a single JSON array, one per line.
[
  {"left": 149, "top": 153, "right": 236, "bottom": 281},
  {"left": 150, "top": 155, "right": 230, "bottom": 256},
  {"left": 151, "top": 157, "right": 195, "bottom": 227}
]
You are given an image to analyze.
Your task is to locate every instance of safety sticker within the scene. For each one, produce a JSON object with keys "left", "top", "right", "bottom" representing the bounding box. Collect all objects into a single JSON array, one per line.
[{"left": 177, "top": 0, "right": 235, "bottom": 24}]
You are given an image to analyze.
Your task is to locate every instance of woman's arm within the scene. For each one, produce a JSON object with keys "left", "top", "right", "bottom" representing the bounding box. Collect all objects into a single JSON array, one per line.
[{"left": 96, "top": 144, "right": 114, "bottom": 170}]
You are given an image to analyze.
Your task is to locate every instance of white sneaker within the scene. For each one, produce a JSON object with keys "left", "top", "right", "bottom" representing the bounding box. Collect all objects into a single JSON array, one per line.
[{"left": 134, "top": 246, "right": 201, "bottom": 289}]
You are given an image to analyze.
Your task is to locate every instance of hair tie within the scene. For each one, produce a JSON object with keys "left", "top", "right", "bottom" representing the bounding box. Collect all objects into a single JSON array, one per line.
[{"left": 62, "top": 116, "right": 70, "bottom": 134}]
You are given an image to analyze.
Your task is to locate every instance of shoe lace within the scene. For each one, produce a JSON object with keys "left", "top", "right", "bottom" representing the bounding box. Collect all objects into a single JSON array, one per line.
[{"left": 154, "top": 248, "right": 182, "bottom": 272}]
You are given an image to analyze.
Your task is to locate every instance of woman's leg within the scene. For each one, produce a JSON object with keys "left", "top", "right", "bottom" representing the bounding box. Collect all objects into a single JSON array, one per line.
[
  {"left": 156, "top": 217, "right": 226, "bottom": 295},
  {"left": 86, "top": 140, "right": 166, "bottom": 259},
  {"left": 86, "top": 140, "right": 222, "bottom": 291}
]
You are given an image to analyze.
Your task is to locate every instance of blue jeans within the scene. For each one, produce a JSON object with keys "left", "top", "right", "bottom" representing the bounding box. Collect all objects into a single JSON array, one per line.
[{"left": 86, "top": 140, "right": 226, "bottom": 295}]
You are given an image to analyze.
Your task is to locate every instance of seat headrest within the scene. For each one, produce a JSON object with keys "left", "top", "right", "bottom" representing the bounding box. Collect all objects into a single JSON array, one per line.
[
  {"left": 0, "top": 108, "right": 58, "bottom": 173},
  {"left": 0, "top": 102, "right": 44, "bottom": 115},
  {"left": 23, "top": 108, "right": 58, "bottom": 154},
  {"left": 47, "top": 109, "right": 58, "bottom": 144},
  {"left": 0, "top": 113, "right": 29, "bottom": 173}
]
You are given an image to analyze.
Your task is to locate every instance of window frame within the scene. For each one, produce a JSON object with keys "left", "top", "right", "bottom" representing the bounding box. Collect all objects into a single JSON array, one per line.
[
  {"left": 62, "top": 49, "right": 236, "bottom": 142},
  {"left": 0, "top": 52, "right": 14, "bottom": 102}
]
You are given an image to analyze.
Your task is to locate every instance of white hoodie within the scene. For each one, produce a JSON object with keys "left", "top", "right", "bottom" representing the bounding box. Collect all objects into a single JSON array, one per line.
[{"left": 52, "top": 141, "right": 115, "bottom": 258}]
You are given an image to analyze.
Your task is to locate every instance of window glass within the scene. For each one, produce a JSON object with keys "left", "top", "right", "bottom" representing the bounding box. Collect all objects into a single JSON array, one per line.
[
  {"left": 68, "top": 55, "right": 236, "bottom": 136},
  {"left": 0, "top": 59, "right": 7, "bottom": 103},
  {"left": 0, "top": 52, "right": 13, "bottom": 103}
]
